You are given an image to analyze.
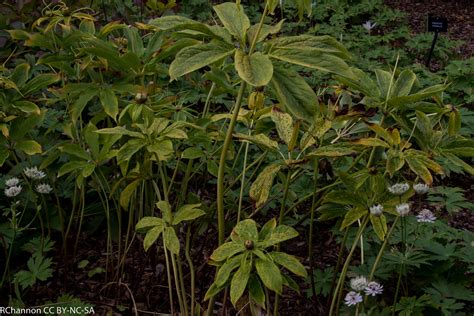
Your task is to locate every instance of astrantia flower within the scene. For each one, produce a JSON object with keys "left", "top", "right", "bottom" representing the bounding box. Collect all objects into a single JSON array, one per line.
[
  {"left": 364, "top": 281, "right": 383, "bottom": 296},
  {"left": 36, "top": 183, "right": 53, "bottom": 194},
  {"left": 370, "top": 204, "right": 383, "bottom": 217},
  {"left": 344, "top": 291, "right": 363, "bottom": 306},
  {"left": 5, "top": 177, "right": 20, "bottom": 187},
  {"left": 362, "top": 20, "right": 377, "bottom": 32},
  {"left": 350, "top": 275, "right": 368, "bottom": 291},
  {"left": 24, "top": 167, "right": 46, "bottom": 180},
  {"left": 388, "top": 183, "right": 409, "bottom": 195},
  {"left": 413, "top": 183, "right": 429, "bottom": 194},
  {"left": 396, "top": 203, "right": 410, "bottom": 217},
  {"left": 416, "top": 209, "right": 436, "bottom": 223},
  {"left": 5, "top": 185, "right": 22, "bottom": 197}
]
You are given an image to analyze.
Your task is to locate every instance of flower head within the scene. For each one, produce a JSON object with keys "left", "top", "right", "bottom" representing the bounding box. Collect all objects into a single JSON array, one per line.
[
  {"left": 5, "top": 177, "right": 20, "bottom": 187},
  {"left": 370, "top": 204, "right": 384, "bottom": 217},
  {"left": 396, "top": 203, "right": 410, "bottom": 217},
  {"left": 362, "top": 20, "right": 377, "bottom": 32},
  {"left": 350, "top": 275, "right": 368, "bottom": 291},
  {"left": 416, "top": 209, "right": 436, "bottom": 223},
  {"left": 5, "top": 185, "right": 22, "bottom": 197},
  {"left": 24, "top": 167, "right": 46, "bottom": 180},
  {"left": 413, "top": 183, "right": 429, "bottom": 195},
  {"left": 344, "top": 291, "right": 363, "bottom": 306},
  {"left": 364, "top": 281, "right": 383, "bottom": 296},
  {"left": 388, "top": 183, "right": 409, "bottom": 195},
  {"left": 36, "top": 183, "right": 53, "bottom": 194}
]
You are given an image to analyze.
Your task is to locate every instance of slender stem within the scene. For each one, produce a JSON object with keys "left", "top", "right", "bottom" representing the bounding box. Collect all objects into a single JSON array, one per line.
[
  {"left": 185, "top": 226, "right": 195, "bottom": 316},
  {"left": 329, "top": 216, "right": 370, "bottom": 316},
  {"left": 163, "top": 247, "right": 175, "bottom": 315},
  {"left": 392, "top": 264, "right": 403, "bottom": 316},
  {"left": 368, "top": 217, "right": 399, "bottom": 281},
  {"left": 327, "top": 228, "right": 349, "bottom": 310},
  {"left": 217, "top": 82, "right": 246, "bottom": 245},
  {"left": 308, "top": 159, "right": 319, "bottom": 302}
]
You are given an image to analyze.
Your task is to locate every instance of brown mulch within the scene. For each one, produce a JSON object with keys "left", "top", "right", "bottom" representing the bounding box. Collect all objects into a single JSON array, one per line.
[{"left": 385, "top": 0, "right": 474, "bottom": 60}]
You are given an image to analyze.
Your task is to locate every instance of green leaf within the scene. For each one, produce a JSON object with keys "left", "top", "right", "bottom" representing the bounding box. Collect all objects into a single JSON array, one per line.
[
  {"left": 306, "top": 144, "right": 356, "bottom": 157},
  {"left": 169, "top": 43, "right": 234, "bottom": 81},
  {"left": 259, "top": 225, "right": 298, "bottom": 248},
  {"left": 136, "top": 217, "right": 165, "bottom": 232},
  {"left": 270, "top": 252, "right": 307, "bottom": 277},
  {"left": 351, "top": 138, "right": 390, "bottom": 148},
  {"left": 248, "top": 274, "right": 265, "bottom": 307},
  {"left": 147, "top": 140, "right": 174, "bottom": 161},
  {"left": 340, "top": 207, "right": 367, "bottom": 230},
  {"left": 13, "top": 101, "right": 40, "bottom": 115},
  {"left": 270, "top": 35, "right": 351, "bottom": 59},
  {"left": 172, "top": 204, "right": 205, "bottom": 225},
  {"left": 124, "top": 27, "right": 144, "bottom": 58},
  {"left": 156, "top": 200, "right": 172, "bottom": 224},
  {"left": 214, "top": 255, "right": 242, "bottom": 287},
  {"left": 249, "top": 164, "right": 283, "bottom": 208},
  {"left": 230, "top": 256, "right": 252, "bottom": 306},
  {"left": 370, "top": 214, "right": 387, "bottom": 241},
  {"left": 0, "top": 148, "right": 9, "bottom": 167},
  {"left": 271, "top": 107, "right": 294, "bottom": 146},
  {"left": 269, "top": 48, "right": 351, "bottom": 77},
  {"left": 234, "top": 50, "right": 273, "bottom": 86},
  {"left": 259, "top": 218, "right": 277, "bottom": 241},
  {"left": 163, "top": 227, "right": 180, "bottom": 254},
  {"left": 99, "top": 88, "right": 118, "bottom": 121},
  {"left": 248, "top": 20, "right": 284, "bottom": 45},
  {"left": 117, "top": 139, "right": 146, "bottom": 164},
  {"left": 269, "top": 66, "right": 318, "bottom": 121},
  {"left": 213, "top": 2, "right": 250, "bottom": 42},
  {"left": 181, "top": 147, "right": 204, "bottom": 159},
  {"left": 448, "top": 111, "right": 461, "bottom": 136},
  {"left": 392, "top": 69, "right": 416, "bottom": 97},
  {"left": 58, "top": 161, "right": 86, "bottom": 177},
  {"left": 95, "top": 126, "right": 145, "bottom": 139},
  {"left": 405, "top": 154, "right": 433, "bottom": 185},
  {"left": 255, "top": 258, "right": 282, "bottom": 294},
  {"left": 120, "top": 178, "right": 141, "bottom": 209},
  {"left": 375, "top": 69, "right": 392, "bottom": 99},
  {"left": 231, "top": 219, "right": 259, "bottom": 242},
  {"left": 143, "top": 225, "right": 164, "bottom": 251},
  {"left": 11, "top": 63, "right": 30, "bottom": 87},
  {"left": 204, "top": 282, "right": 226, "bottom": 301},
  {"left": 386, "top": 149, "right": 405, "bottom": 177},
  {"left": 234, "top": 133, "right": 279, "bottom": 151},
  {"left": 71, "top": 88, "right": 97, "bottom": 122},
  {"left": 16, "top": 140, "right": 42, "bottom": 155},
  {"left": 21, "top": 74, "right": 60, "bottom": 95},
  {"left": 211, "top": 241, "right": 245, "bottom": 262},
  {"left": 60, "top": 144, "right": 90, "bottom": 160},
  {"left": 388, "top": 84, "right": 445, "bottom": 108}
]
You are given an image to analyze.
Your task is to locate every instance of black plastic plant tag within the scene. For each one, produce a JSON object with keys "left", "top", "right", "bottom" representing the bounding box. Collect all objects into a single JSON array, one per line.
[{"left": 427, "top": 16, "right": 448, "bottom": 32}]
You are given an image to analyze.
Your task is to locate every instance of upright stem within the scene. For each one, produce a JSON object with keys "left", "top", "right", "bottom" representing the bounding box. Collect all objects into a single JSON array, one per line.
[
  {"left": 329, "top": 216, "right": 370, "bottom": 316},
  {"left": 308, "top": 159, "right": 319, "bottom": 303},
  {"left": 185, "top": 226, "right": 196, "bottom": 316},
  {"left": 216, "top": 82, "right": 246, "bottom": 245},
  {"left": 163, "top": 247, "right": 175, "bottom": 315},
  {"left": 274, "top": 168, "right": 292, "bottom": 316}
]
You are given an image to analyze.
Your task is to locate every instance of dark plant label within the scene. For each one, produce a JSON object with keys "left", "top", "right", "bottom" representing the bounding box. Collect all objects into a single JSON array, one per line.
[{"left": 427, "top": 16, "right": 448, "bottom": 32}]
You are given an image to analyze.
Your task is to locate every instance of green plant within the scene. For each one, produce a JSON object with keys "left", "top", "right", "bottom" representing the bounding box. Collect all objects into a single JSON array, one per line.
[{"left": 204, "top": 218, "right": 307, "bottom": 309}]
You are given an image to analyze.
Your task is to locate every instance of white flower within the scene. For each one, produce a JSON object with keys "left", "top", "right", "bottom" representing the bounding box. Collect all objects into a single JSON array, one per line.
[
  {"left": 36, "top": 183, "right": 53, "bottom": 194},
  {"left": 5, "top": 177, "right": 20, "bottom": 187},
  {"left": 396, "top": 203, "right": 410, "bottom": 217},
  {"left": 413, "top": 183, "right": 429, "bottom": 194},
  {"left": 388, "top": 183, "right": 409, "bottom": 195},
  {"left": 362, "top": 20, "right": 377, "bottom": 31},
  {"left": 350, "top": 275, "right": 368, "bottom": 291},
  {"left": 370, "top": 204, "right": 383, "bottom": 217},
  {"left": 416, "top": 209, "right": 436, "bottom": 223},
  {"left": 344, "top": 291, "right": 363, "bottom": 306},
  {"left": 24, "top": 167, "right": 46, "bottom": 180},
  {"left": 364, "top": 281, "right": 383, "bottom": 296},
  {"left": 5, "top": 185, "right": 22, "bottom": 197}
]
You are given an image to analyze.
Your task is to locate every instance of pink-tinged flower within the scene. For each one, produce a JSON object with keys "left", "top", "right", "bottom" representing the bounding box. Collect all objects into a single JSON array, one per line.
[
  {"left": 5, "top": 185, "right": 22, "bottom": 197},
  {"left": 344, "top": 291, "right": 363, "bottom": 306},
  {"left": 413, "top": 183, "right": 429, "bottom": 194},
  {"left": 24, "top": 167, "right": 46, "bottom": 180},
  {"left": 396, "top": 203, "right": 410, "bottom": 217},
  {"left": 364, "top": 281, "right": 383, "bottom": 296},
  {"left": 350, "top": 276, "right": 368, "bottom": 291},
  {"left": 416, "top": 209, "right": 436, "bottom": 223},
  {"left": 370, "top": 204, "right": 383, "bottom": 217},
  {"left": 388, "top": 183, "right": 409, "bottom": 195},
  {"left": 5, "top": 177, "right": 20, "bottom": 187}
]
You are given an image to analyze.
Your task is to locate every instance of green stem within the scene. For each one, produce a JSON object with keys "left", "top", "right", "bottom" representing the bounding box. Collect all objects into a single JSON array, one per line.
[
  {"left": 308, "top": 159, "right": 319, "bottom": 301},
  {"left": 274, "top": 168, "right": 292, "bottom": 316},
  {"left": 163, "top": 247, "right": 175, "bottom": 315},
  {"left": 217, "top": 82, "right": 246, "bottom": 245},
  {"left": 185, "top": 226, "right": 195, "bottom": 316},
  {"left": 329, "top": 216, "right": 370, "bottom": 316}
]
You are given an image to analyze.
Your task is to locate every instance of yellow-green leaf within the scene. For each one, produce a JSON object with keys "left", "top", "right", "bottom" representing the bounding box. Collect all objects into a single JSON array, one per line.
[
  {"left": 370, "top": 214, "right": 387, "bottom": 241},
  {"left": 16, "top": 140, "right": 42, "bottom": 155},
  {"left": 230, "top": 256, "right": 251, "bottom": 306},
  {"left": 341, "top": 207, "right": 367, "bottom": 230},
  {"left": 352, "top": 137, "right": 390, "bottom": 148},
  {"left": 211, "top": 241, "right": 245, "bottom": 262},
  {"left": 120, "top": 178, "right": 141, "bottom": 209},
  {"left": 213, "top": 2, "right": 250, "bottom": 42},
  {"left": 249, "top": 164, "right": 283, "bottom": 207},
  {"left": 271, "top": 107, "right": 294, "bottom": 146},
  {"left": 270, "top": 252, "right": 307, "bottom": 277},
  {"left": 143, "top": 225, "right": 164, "bottom": 251},
  {"left": 234, "top": 50, "right": 273, "bottom": 87},
  {"left": 255, "top": 258, "right": 282, "bottom": 294},
  {"left": 163, "top": 226, "right": 180, "bottom": 254}
]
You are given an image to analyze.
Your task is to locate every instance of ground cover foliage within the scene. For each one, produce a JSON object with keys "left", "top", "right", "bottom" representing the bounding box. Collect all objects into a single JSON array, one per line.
[{"left": 0, "top": 0, "right": 473, "bottom": 315}]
